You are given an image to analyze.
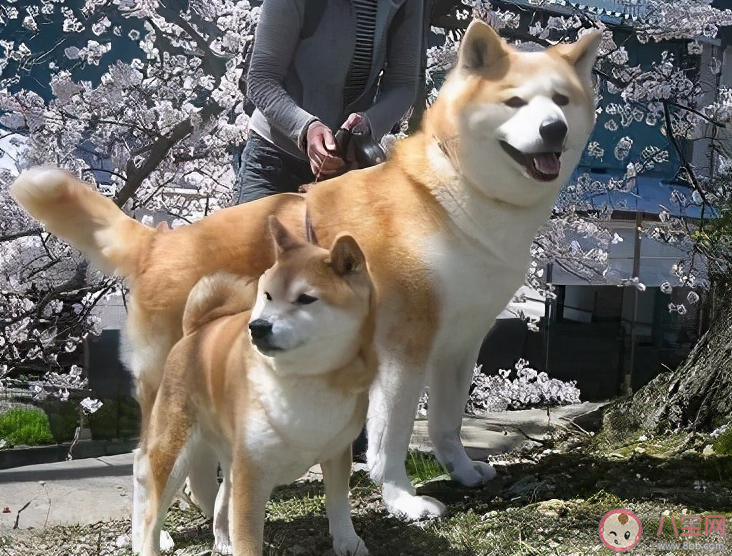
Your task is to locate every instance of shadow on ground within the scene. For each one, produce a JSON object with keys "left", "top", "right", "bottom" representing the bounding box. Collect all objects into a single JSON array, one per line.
[{"left": 421, "top": 449, "right": 732, "bottom": 512}]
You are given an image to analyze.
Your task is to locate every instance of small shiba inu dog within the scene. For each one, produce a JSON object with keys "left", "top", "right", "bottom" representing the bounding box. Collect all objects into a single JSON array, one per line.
[
  {"left": 140, "top": 216, "right": 375, "bottom": 556},
  {"left": 10, "top": 20, "right": 601, "bottom": 528}
]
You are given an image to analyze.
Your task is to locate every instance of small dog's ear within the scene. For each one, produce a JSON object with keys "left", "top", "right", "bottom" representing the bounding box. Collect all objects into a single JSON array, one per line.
[
  {"left": 268, "top": 215, "right": 305, "bottom": 256},
  {"left": 329, "top": 233, "right": 366, "bottom": 276},
  {"left": 458, "top": 20, "right": 507, "bottom": 73}
]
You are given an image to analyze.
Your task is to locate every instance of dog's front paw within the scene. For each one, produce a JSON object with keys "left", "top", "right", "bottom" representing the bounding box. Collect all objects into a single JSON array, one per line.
[
  {"left": 333, "top": 534, "right": 369, "bottom": 556},
  {"left": 159, "top": 530, "right": 175, "bottom": 553},
  {"left": 449, "top": 460, "right": 497, "bottom": 487},
  {"left": 212, "top": 537, "right": 233, "bottom": 555},
  {"left": 382, "top": 488, "right": 446, "bottom": 521}
]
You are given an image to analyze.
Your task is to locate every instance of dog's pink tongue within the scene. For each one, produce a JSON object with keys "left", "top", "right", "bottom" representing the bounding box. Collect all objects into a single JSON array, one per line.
[{"left": 533, "top": 153, "right": 560, "bottom": 176}]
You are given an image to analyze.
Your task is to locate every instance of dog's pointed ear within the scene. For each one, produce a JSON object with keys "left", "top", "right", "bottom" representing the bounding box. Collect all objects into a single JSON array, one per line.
[
  {"left": 458, "top": 20, "right": 507, "bottom": 73},
  {"left": 552, "top": 29, "right": 602, "bottom": 83},
  {"left": 328, "top": 233, "right": 366, "bottom": 277},
  {"left": 268, "top": 215, "right": 306, "bottom": 256}
]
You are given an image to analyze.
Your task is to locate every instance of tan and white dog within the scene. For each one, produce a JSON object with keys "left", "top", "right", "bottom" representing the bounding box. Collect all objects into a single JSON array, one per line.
[
  {"left": 140, "top": 216, "right": 375, "bottom": 556},
  {"left": 10, "top": 20, "right": 601, "bottom": 529}
]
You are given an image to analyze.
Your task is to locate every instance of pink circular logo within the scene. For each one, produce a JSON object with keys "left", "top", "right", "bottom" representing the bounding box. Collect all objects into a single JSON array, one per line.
[{"left": 599, "top": 509, "right": 642, "bottom": 551}]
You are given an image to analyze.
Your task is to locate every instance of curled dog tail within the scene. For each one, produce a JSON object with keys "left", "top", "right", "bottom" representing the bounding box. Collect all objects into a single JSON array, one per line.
[
  {"left": 182, "top": 272, "right": 257, "bottom": 336},
  {"left": 9, "top": 167, "right": 154, "bottom": 278}
]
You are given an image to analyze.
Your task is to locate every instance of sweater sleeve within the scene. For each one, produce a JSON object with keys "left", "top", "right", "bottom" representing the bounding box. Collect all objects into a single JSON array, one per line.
[
  {"left": 246, "top": 0, "right": 319, "bottom": 150},
  {"left": 363, "top": 0, "right": 424, "bottom": 139}
]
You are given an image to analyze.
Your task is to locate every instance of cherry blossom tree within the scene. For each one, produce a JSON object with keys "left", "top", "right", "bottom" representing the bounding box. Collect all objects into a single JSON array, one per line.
[{"left": 0, "top": 0, "right": 255, "bottom": 395}]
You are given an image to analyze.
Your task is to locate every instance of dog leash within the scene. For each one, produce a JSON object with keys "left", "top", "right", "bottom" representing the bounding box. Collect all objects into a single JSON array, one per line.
[{"left": 304, "top": 209, "right": 318, "bottom": 245}]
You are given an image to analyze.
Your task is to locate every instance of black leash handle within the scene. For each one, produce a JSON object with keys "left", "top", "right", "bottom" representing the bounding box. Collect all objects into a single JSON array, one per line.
[{"left": 334, "top": 128, "right": 387, "bottom": 168}]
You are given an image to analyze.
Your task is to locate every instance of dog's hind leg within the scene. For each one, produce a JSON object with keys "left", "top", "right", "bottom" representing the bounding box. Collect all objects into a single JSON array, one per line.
[
  {"left": 132, "top": 376, "right": 169, "bottom": 554},
  {"left": 140, "top": 439, "right": 193, "bottom": 556},
  {"left": 322, "top": 445, "right": 369, "bottom": 556},
  {"left": 129, "top": 318, "right": 183, "bottom": 553},
  {"left": 366, "top": 357, "right": 445, "bottom": 521},
  {"left": 427, "top": 344, "right": 496, "bottom": 487}
]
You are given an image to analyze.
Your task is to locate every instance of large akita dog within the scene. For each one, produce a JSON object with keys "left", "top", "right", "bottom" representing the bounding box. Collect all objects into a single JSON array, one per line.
[
  {"left": 10, "top": 21, "right": 601, "bottom": 526},
  {"left": 141, "top": 217, "right": 374, "bottom": 556}
]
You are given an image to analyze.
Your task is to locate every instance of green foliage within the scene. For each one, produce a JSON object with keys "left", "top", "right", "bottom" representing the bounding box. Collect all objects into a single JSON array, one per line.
[
  {"left": 713, "top": 425, "right": 732, "bottom": 456},
  {"left": 0, "top": 408, "right": 54, "bottom": 447},
  {"left": 693, "top": 172, "right": 732, "bottom": 286},
  {"left": 38, "top": 400, "right": 79, "bottom": 443}
]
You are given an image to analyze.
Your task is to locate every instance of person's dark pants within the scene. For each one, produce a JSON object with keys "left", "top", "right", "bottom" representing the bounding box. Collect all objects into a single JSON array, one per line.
[{"left": 235, "top": 131, "right": 315, "bottom": 204}]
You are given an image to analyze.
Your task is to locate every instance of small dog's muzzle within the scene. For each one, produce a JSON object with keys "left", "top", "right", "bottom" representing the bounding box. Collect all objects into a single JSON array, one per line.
[{"left": 249, "top": 318, "right": 273, "bottom": 340}]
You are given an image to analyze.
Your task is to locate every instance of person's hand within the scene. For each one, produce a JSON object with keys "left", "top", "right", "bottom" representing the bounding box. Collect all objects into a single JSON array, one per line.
[
  {"left": 306, "top": 120, "right": 345, "bottom": 177},
  {"left": 341, "top": 112, "right": 371, "bottom": 134}
]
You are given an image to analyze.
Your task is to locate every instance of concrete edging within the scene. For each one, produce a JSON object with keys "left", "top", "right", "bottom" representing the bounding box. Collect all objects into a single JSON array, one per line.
[{"left": 0, "top": 439, "right": 138, "bottom": 470}]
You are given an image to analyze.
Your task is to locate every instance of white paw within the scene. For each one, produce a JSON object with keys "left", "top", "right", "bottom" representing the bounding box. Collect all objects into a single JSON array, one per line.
[
  {"left": 383, "top": 490, "right": 446, "bottom": 521},
  {"left": 159, "top": 530, "right": 175, "bottom": 553},
  {"left": 449, "top": 460, "right": 497, "bottom": 487},
  {"left": 213, "top": 539, "right": 233, "bottom": 555},
  {"left": 333, "top": 534, "right": 369, "bottom": 556}
]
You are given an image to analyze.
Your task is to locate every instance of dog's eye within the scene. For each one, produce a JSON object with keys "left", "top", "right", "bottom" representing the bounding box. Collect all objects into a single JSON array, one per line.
[
  {"left": 296, "top": 293, "right": 318, "bottom": 305},
  {"left": 553, "top": 93, "right": 570, "bottom": 106},
  {"left": 504, "top": 96, "right": 527, "bottom": 108},
  {"left": 264, "top": 291, "right": 272, "bottom": 301}
]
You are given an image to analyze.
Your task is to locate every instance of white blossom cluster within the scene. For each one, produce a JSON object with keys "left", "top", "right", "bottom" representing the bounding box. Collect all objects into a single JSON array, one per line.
[
  {"left": 416, "top": 360, "right": 581, "bottom": 417},
  {"left": 529, "top": 206, "right": 615, "bottom": 290},
  {"left": 634, "top": 0, "right": 732, "bottom": 44},
  {"left": 466, "top": 360, "right": 581, "bottom": 414},
  {"left": 25, "top": 365, "right": 86, "bottom": 401}
]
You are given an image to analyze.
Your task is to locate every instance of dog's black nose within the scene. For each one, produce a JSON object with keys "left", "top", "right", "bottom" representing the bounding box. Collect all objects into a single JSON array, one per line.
[
  {"left": 249, "top": 319, "right": 273, "bottom": 339},
  {"left": 539, "top": 119, "right": 568, "bottom": 147}
]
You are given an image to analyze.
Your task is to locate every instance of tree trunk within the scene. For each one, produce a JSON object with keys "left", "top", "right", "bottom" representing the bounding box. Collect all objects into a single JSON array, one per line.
[{"left": 604, "top": 282, "right": 732, "bottom": 438}]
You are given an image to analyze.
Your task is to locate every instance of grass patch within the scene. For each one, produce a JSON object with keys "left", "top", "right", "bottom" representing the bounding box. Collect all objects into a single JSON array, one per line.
[
  {"left": 406, "top": 450, "right": 446, "bottom": 483},
  {"left": 0, "top": 408, "right": 54, "bottom": 447}
]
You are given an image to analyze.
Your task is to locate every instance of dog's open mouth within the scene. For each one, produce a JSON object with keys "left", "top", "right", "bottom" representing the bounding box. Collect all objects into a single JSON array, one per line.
[{"left": 500, "top": 141, "right": 562, "bottom": 183}]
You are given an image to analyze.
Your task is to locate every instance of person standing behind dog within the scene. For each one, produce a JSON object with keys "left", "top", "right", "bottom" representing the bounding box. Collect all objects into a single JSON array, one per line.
[{"left": 235, "top": 0, "right": 424, "bottom": 203}]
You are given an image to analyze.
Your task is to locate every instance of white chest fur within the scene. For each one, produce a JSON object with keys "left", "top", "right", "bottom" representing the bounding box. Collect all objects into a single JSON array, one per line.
[
  {"left": 425, "top": 233, "right": 525, "bottom": 334},
  {"left": 243, "top": 364, "right": 360, "bottom": 481},
  {"left": 423, "top": 174, "right": 553, "bottom": 348}
]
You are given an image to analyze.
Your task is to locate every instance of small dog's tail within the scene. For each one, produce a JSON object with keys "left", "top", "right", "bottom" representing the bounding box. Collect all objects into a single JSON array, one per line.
[
  {"left": 183, "top": 273, "right": 257, "bottom": 335},
  {"left": 9, "top": 167, "right": 154, "bottom": 278}
]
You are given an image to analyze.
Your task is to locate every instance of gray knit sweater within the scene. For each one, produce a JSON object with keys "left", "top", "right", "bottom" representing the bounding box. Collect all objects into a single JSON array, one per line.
[{"left": 246, "top": 0, "right": 424, "bottom": 159}]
